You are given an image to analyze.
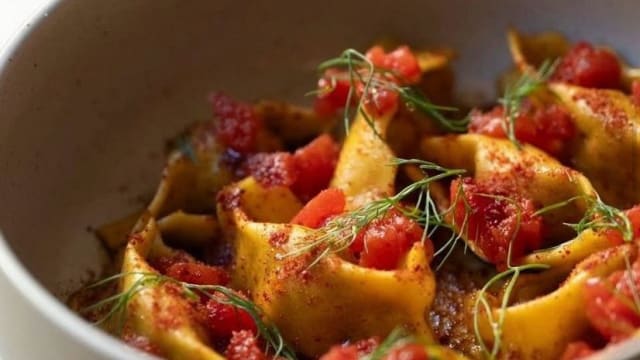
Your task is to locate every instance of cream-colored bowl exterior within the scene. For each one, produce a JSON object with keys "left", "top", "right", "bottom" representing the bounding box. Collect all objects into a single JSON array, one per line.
[{"left": 0, "top": 0, "right": 639, "bottom": 359}]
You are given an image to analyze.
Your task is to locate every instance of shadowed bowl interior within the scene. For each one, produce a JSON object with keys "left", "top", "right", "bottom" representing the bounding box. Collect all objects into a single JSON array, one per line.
[{"left": 0, "top": 0, "right": 638, "bottom": 358}]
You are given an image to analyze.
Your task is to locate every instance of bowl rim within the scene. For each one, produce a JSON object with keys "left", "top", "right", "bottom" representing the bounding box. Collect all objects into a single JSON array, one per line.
[
  {"left": 0, "top": 2, "right": 639, "bottom": 360},
  {"left": 0, "top": 1, "right": 147, "bottom": 358}
]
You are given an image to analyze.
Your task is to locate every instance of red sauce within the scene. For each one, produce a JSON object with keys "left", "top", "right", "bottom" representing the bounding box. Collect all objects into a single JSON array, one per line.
[
  {"left": 291, "top": 188, "right": 346, "bottom": 228},
  {"left": 224, "top": 330, "right": 267, "bottom": 360},
  {"left": 584, "top": 257, "right": 640, "bottom": 343},
  {"left": 350, "top": 209, "right": 433, "bottom": 270},
  {"left": 210, "top": 92, "right": 263, "bottom": 154},
  {"left": 469, "top": 101, "right": 576, "bottom": 158},
  {"left": 450, "top": 177, "right": 543, "bottom": 265},
  {"left": 552, "top": 42, "right": 622, "bottom": 89}
]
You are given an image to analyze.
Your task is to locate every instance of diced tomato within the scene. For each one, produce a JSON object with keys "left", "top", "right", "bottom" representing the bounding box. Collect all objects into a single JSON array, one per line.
[
  {"left": 291, "top": 188, "right": 346, "bottom": 228},
  {"left": 319, "top": 346, "right": 358, "bottom": 360},
  {"left": 561, "top": 341, "right": 596, "bottom": 360},
  {"left": 358, "top": 81, "right": 400, "bottom": 117},
  {"left": 584, "top": 260, "right": 640, "bottom": 343},
  {"left": 350, "top": 209, "right": 433, "bottom": 270},
  {"left": 164, "top": 262, "right": 230, "bottom": 286},
  {"left": 247, "top": 152, "right": 297, "bottom": 188},
  {"left": 526, "top": 103, "right": 576, "bottom": 157},
  {"left": 602, "top": 205, "right": 640, "bottom": 246},
  {"left": 246, "top": 134, "right": 338, "bottom": 200},
  {"left": 319, "top": 337, "right": 380, "bottom": 360},
  {"left": 366, "top": 45, "right": 422, "bottom": 84},
  {"left": 291, "top": 134, "right": 340, "bottom": 201},
  {"left": 450, "top": 178, "right": 544, "bottom": 265},
  {"left": 314, "top": 69, "right": 353, "bottom": 117},
  {"left": 384, "top": 344, "right": 429, "bottom": 360},
  {"left": 469, "top": 102, "right": 576, "bottom": 158},
  {"left": 552, "top": 42, "right": 622, "bottom": 89},
  {"left": 352, "top": 337, "right": 381, "bottom": 355},
  {"left": 366, "top": 45, "right": 386, "bottom": 66},
  {"left": 201, "top": 293, "right": 257, "bottom": 339},
  {"left": 209, "top": 92, "right": 263, "bottom": 154},
  {"left": 225, "top": 330, "right": 267, "bottom": 360},
  {"left": 632, "top": 80, "right": 640, "bottom": 107},
  {"left": 469, "top": 106, "right": 506, "bottom": 138}
]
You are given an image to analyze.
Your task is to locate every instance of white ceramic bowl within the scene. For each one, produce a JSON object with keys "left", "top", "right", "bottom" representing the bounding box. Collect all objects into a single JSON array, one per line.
[{"left": 0, "top": 1, "right": 639, "bottom": 359}]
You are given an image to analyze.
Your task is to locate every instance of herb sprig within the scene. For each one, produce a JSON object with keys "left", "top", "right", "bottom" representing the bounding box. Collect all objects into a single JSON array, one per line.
[
  {"left": 472, "top": 262, "right": 549, "bottom": 359},
  {"left": 279, "top": 159, "right": 465, "bottom": 267},
  {"left": 316, "top": 49, "right": 468, "bottom": 134},
  {"left": 81, "top": 271, "right": 297, "bottom": 360},
  {"left": 472, "top": 207, "right": 550, "bottom": 360},
  {"left": 499, "top": 59, "right": 558, "bottom": 148},
  {"left": 534, "top": 194, "right": 633, "bottom": 242}
]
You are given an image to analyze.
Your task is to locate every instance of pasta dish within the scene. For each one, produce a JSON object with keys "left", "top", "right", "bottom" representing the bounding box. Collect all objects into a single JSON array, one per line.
[{"left": 70, "top": 29, "right": 640, "bottom": 360}]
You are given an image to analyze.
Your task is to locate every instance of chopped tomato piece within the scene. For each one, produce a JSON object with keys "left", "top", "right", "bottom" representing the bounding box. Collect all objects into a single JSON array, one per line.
[
  {"left": 319, "top": 337, "right": 379, "bottom": 360},
  {"left": 468, "top": 106, "right": 506, "bottom": 138},
  {"left": 519, "top": 103, "right": 576, "bottom": 157},
  {"left": 201, "top": 292, "right": 257, "bottom": 339},
  {"left": 247, "top": 134, "right": 338, "bottom": 200},
  {"left": 450, "top": 178, "right": 543, "bottom": 265},
  {"left": 319, "top": 346, "right": 358, "bottom": 360},
  {"left": 469, "top": 102, "right": 576, "bottom": 158},
  {"left": 164, "top": 262, "right": 230, "bottom": 286},
  {"left": 350, "top": 209, "right": 433, "bottom": 270},
  {"left": 291, "top": 134, "right": 340, "bottom": 201},
  {"left": 603, "top": 205, "right": 640, "bottom": 245},
  {"left": 632, "top": 80, "right": 640, "bottom": 107},
  {"left": 552, "top": 42, "right": 622, "bottom": 89},
  {"left": 225, "top": 330, "right": 266, "bottom": 360},
  {"left": 584, "top": 259, "right": 640, "bottom": 343},
  {"left": 291, "top": 188, "right": 346, "bottom": 228},
  {"left": 209, "top": 92, "right": 263, "bottom": 154},
  {"left": 314, "top": 69, "right": 353, "bottom": 117},
  {"left": 247, "top": 152, "right": 297, "bottom": 188},
  {"left": 366, "top": 45, "right": 422, "bottom": 84},
  {"left": 358, "top": 81, "right": 400, "bottom": 117},
  {"left": 384, "top": 344, "right": 429, "bottom": 360},
  {"left": 352, "top": 337, "right": 381, "bottom": 355},
  {"left": 313, "top": 45, "right": 419, "bottom": 117},
  {"left": 561, "top": 341, "right": 596, "bottom": 360}
]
